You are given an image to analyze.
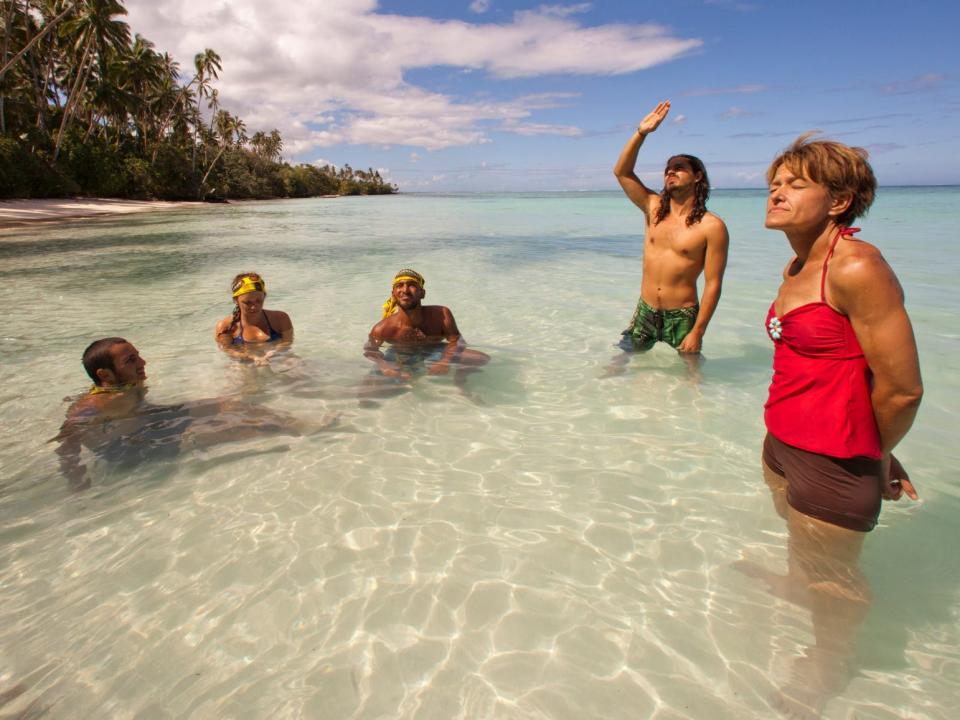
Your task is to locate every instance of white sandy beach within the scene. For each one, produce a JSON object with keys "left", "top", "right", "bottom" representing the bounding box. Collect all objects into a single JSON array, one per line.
[{"left": 0, "top": 198, "right": 198, "bottom": 230}]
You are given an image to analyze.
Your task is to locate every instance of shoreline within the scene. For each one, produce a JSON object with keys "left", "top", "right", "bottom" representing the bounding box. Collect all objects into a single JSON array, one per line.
[
  {"left": 0, "top": 195, "right": 350, "bottom": 232},
  {"left": 0, "top": 198, "right": 201, "bottom": 231}
]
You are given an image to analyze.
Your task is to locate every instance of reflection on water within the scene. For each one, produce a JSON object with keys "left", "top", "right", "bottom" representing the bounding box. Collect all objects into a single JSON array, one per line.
[{"left": 0, "top": 192, "right": 958, "bottom": 718}]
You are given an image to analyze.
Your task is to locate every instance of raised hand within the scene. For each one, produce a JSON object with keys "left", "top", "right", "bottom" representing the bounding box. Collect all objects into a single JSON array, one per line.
[{"left": 638, "top": 100, "right": 671, "bottom": 135}]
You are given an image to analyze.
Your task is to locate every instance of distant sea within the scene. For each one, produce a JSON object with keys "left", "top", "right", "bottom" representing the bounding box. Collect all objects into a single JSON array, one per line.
[{"left": 0, "top": 187, "right": 957, "bottom": 718}]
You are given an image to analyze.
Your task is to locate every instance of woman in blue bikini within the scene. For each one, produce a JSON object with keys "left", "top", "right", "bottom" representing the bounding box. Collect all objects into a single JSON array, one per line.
[{"left": 215, "top": 272, "right": 293, "bottom": 359}]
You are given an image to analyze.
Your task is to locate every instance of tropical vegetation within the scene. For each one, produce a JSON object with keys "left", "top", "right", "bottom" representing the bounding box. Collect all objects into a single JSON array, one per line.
[{"left": 0, "top": 0, "right": 396, "bottom": 199}]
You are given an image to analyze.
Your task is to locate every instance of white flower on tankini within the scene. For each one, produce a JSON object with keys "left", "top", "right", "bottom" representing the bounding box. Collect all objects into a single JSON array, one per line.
[{"left": 768, "top": 316, "right": 783, "bottom": 341}]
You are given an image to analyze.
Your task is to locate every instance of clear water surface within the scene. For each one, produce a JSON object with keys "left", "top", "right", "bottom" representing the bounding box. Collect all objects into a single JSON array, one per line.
[{"left": 0, "top": 189, "right": 957, "bottom": 718}]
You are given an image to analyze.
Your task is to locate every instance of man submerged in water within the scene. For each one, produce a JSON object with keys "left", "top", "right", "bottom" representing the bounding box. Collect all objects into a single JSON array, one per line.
[
  {"left": 608, "top": 100, "right": 729, "bottom": 374},
  {"left": 363, "top": 269, "right": 489, "bottom": 394},
  {"left": 55, "top": 337, "right": 323, "bottom": 490}
]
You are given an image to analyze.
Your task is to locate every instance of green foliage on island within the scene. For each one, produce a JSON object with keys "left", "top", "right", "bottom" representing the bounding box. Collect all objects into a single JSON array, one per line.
[{"left": 0, "top": 0, "right": 397, "bottom": 200}]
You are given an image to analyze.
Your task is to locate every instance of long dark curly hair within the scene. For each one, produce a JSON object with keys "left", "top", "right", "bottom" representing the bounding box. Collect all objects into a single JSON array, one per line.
[{"left": 653, "top": 154, "right": 710, "bottom": 227}]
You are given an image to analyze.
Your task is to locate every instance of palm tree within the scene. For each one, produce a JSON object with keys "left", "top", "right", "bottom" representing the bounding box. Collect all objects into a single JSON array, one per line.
[
  {"left": 267, "top": 128, "right": 282, "bottom": 162},
  {"left": 53, "top": 0, "right": 130, "bottom": 160},
  {"left": 193, "top": 47, "right": 220, "bottom": 98},
  {"left": 83, "top": 59, "right": 132, "bottom": 144},
  {"left": 249, "top": 129, "right": 265, "bottom": 155},
  {"left": 25, "top": 0, "right": 68, "bottom": 139},
  {"left": 198, "top": 108, "right": 244, "bottom": 196},
  {"left": 0, "top": 0, "right": 77, "bottom": 80},
  {"left": 139, "top": 52, "right": 179, "bottom": 148},
  {"left": 118, "top": 33, "right": 164, "bottom": 152},
  {"left": 150, "top": 46, "right": 219, "bottom": 162},
  {"left": 248, "top": 128, "right": 281, "bottom": 163},
  {"left": 1, "top": 2, "right": 397, "bottom": 200}
]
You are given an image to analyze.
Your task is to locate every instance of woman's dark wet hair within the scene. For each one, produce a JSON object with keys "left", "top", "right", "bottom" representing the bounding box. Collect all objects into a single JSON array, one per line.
[
  {"left": 82, "top": 337, "right": 127, "bottom": 385},
  {"left": 654, "top": 154, "right": 710, "bottom": 227},
  {"left": 767, "top": 134, "right": 876, "bottom": 226}
]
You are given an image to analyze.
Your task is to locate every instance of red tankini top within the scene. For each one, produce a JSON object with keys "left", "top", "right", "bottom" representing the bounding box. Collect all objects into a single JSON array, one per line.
[{"left": 764, "top": 227, "right": 881, "bottom": 459}]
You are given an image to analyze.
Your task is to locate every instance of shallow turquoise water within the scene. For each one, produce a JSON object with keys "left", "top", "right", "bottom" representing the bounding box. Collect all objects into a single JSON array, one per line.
[{"left": 0, "top": 189, "right": 957, "bottom": 718}]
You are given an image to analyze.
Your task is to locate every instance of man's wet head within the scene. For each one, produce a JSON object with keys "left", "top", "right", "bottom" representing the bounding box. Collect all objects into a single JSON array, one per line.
[{"left": 82, "top": 337, "right": 147, "bottom": 387}]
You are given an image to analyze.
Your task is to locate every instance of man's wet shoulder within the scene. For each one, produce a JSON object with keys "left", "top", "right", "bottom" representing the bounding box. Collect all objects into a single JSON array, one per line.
[
  {"left": 423, "top": 304, "right": 452, "bottom": 317},
  {"left": 374, "top": 314, "right": 406, "bottom": 334},
  {"left": 369, "top": 314, "right": 398, "bottom": 336}
]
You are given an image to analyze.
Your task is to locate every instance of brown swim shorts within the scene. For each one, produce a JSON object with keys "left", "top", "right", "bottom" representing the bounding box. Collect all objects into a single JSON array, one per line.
[{"left": 762, "top": 433, "right": 882, "bottom": 532}]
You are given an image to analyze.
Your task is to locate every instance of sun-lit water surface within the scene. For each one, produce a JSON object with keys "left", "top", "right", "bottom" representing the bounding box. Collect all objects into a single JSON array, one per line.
[{"left": 1, "top": 190, "right": 958, "bottom": 718}]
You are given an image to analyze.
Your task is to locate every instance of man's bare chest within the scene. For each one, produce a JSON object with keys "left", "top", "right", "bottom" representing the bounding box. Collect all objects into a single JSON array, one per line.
[
  {"left": 386, "top": 323, "right": 445, "bottom": 344},
  {"left": 645, "top": 226, "right": 706, "bottom": 259}
]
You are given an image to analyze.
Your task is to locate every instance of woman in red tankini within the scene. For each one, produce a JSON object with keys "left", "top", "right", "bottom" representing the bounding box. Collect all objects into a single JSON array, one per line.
[{"left": 753, "top": 135, "right": 923, "bottom": 717}]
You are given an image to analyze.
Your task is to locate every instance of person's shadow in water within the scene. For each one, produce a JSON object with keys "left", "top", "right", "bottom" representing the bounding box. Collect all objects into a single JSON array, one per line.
[{"left": 856, "top": 496, "right": 960, "bottom": 671}]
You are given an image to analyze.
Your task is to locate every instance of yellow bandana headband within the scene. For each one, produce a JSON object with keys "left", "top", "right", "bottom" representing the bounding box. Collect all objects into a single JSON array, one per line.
[
  {"left": 232, "top": 276, "right": 266, "bottom": 298},
  {"left": 382, "top": 270, "right": 425, "bottom": 318}
]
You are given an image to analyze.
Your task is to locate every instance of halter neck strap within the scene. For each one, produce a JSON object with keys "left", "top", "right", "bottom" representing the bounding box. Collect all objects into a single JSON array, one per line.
[{"left": 820, "top": 226, "right": 860, "bottom": 301}]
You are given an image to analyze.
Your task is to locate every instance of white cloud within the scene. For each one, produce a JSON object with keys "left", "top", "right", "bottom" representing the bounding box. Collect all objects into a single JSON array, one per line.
[
  {"left": 124, "top": 1, "right": 700, "bottom": 154},
  {"left": 511, "top": 92, "right": 580, "bottom": 109},
  {"left": 533, "top": 3, "right": 593, "bottom": 19},
  {"left": 497, "top": 119, "right": 582, "bottom": 137},
  {"left": 684, "top": 83, "right": 767, "bottom": 97},
  {"left": 864, "top": 142, "right": 906, "bottom": 154},
  {"left": 719, "top": 106, "right": 755, "bottom": 119},
  {"left": 672, "top": 114, "right": 687, "bottom": 125},
  {"left": 469, "top": 0, "right": 491, "bottom": 13},
  {"left": 879, "top": 74, "right": 945, "bottom": 95},
  {"left": 405, "top": 173, "right": 450, "bottom": 188}
]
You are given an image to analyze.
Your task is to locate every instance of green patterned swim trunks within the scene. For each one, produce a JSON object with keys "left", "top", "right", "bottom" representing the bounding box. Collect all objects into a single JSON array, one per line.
[{"left": 619, "top": 298, "right": 699, "bottom": 352}]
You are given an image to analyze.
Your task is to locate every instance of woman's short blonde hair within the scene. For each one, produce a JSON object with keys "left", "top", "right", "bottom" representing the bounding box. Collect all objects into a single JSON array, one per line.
[{"left": 767, "top": 133, "right": 877, "bottom": 226}]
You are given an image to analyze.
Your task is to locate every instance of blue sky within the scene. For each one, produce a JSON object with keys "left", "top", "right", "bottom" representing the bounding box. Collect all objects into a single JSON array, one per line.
[{"left": 127, "top": 1, "right": 958, "bottom": 190}]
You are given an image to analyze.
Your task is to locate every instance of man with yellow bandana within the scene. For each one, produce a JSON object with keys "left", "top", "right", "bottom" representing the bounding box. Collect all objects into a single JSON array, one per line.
[{"left": 364, "top": 269, "right": 489, "bottom": 382}]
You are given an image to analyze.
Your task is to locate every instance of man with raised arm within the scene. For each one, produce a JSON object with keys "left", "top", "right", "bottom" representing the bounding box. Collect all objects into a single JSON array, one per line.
[{"left": 609, "top": 100, "right": 729, "bottom": 372}]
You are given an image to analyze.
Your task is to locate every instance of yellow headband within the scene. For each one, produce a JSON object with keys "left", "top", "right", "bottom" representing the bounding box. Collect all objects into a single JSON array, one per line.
[
  {"left": 382, "top": 271, "right": 425, "bottom": 318},
  {"left": 392, "top": 274, "right": 424, "bottom": 288},
  {"left": 232, "top": 276, "right": 266, "bottom": 298}
]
